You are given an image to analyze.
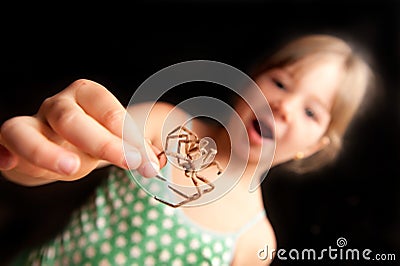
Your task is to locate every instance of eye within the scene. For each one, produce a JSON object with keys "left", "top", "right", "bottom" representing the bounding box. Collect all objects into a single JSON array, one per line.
[
  {"left": 305, "top": 107, "right": 316, "bottom": 119},
  {"left": 272, "top": 78, "right": 286, "bottom": 90}
]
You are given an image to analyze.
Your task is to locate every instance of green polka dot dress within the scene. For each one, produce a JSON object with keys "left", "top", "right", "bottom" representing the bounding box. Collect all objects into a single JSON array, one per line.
[{"left": 16, "top": 166, "right": 265, "bottom": 266}]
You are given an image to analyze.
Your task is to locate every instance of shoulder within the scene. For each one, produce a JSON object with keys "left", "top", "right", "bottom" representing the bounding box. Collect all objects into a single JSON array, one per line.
[{"left": 233, "top": 216, "right": 277, "bottom": 265}]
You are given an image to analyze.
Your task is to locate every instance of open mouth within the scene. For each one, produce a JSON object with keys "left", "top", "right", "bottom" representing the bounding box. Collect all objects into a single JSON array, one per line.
[{"left": 253, "top": 119, "right": 274, "bottom": 139}]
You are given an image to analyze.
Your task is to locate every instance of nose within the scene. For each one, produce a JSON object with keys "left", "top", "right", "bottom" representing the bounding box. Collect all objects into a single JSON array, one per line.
[{"left": 270, "top": 96, "right": 297, "bottom": 122}]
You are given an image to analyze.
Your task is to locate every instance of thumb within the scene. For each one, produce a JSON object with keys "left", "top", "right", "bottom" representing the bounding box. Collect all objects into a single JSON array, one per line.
[{"left": 0, "top": 144, "right": 18, "bottom": 171}]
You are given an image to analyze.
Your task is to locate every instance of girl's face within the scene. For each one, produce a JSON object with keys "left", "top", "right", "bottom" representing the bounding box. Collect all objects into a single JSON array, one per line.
[{"left": 233, "top": 54, "right": 345, "bottom": 166}]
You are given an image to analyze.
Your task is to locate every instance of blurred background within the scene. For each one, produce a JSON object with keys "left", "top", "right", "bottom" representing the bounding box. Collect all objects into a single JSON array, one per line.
[{"left": 1, "top": 1, "right": 399, "bottom": 265}]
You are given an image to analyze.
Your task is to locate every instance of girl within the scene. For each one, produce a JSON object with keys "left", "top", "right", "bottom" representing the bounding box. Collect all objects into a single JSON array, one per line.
[{"left": 0, "top": 34, "right": 373, "bottom": 265}]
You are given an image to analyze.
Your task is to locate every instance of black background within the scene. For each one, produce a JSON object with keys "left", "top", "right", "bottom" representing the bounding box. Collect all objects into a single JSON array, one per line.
[{"left": 0, "top": 1, "right": 399, "bottom": 265}]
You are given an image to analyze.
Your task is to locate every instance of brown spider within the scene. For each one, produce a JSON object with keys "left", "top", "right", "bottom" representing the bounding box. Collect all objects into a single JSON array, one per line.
[{"left": 154, "top": 125, "right": 223, "bottom": 208}]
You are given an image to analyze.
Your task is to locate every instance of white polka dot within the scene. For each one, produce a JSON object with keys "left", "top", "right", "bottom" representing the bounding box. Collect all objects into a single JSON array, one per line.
[
  {"left": 96, "top": 196, "right": 105, "bottom": 206},
  {"left": 109, "top": 173, "right": 116, "bottom": 180},
  {"left": 62, "top": 257, "right": 69, "bottom": 265},
  {"left": 110, "top": 214, "right": 118, "bottom": 225},
  {"left": 146, "top": 240, "right": 157, "bottom": 252},
  {"left": 172, "top": 258, "right": 183, "bottom": 266},
  {"left": 187, "top": 253, "right": 197, "bottom": 263},
  {"left": 190, "top": 238, "right": 200, "bottom": 249},
  {"left": 67, "top": 240, "right": 76, "bottom": 252},
  {"left": 99, "top": 258, "right": 111, "bottom": 266},
  {"left": 97, "top": 217, "right": 106, "bottom": 228},
  {"left": 73, "top": 227, "right": 81, "bottom": 237},
  {"left": 85, "top": 246, "right": 96, "bottom": 258},
  {"left": 115, "top": 252, "right": 126, "bottom": 265},
  {"left": 161, "top": 234, "right": 172, "bottom": 245},
  {"left": 159, "top": 250, "right": 171, "bottom": 262},
  {"left": 149, "top": 197, "right": 159, "bottom": 206},
  {"left": 130, "top": 246, "right": 141, "bottom": 258},
  {"left": 138, "top": 189, "right": 147, "bottom": 198},
  {"left": 125, "top": 193, "right": 134, "bottom": 203},
  {"left": 104, "top": 228, "right": 113, "bottom": 239},
  {"left": 164, "top": 206, "right": 174, "bottom": 216},
  {"left": 147, "top": 209, "right": 159, "bottom": 220},
  {"left": 149, "top": 183, "right": 160, "bottom": 193},
  {"left": 78, "top": 237, "right": 87, "bottom": 248},
  {"left": 101, "top": 242, "right": 111, "bottom": 254},
  {"left": 177, "top": 228, "right": 187, "bottom": 238},
  {"left": 222, "top": 251, "right": 232, "bottom": 262},
  {"left": 47, "top": 247, "right": 55, "bottom": 259},
  {"left": 214, "top": 242, "right": 223, "bottom": 253},
  {"left": 201, "top": 262, "right": 210, "bottom": 266},
  {"left": 120, "top": 207, "right": 129, "bottom": 217},
  {"left": 118, "top": 221, "right": 128, "bottom": 232},
  {"left": 140, "top": 177, "right": 150, "bottom": 185},
  {"left": 147, "top": 224, "right": 158, "bottom": 236},
  {"left": 83, "top": 223, "right": 93, "bottom": 233},
  {"left": 144, "top": 256, "right": 156, "bottom": 266},
  {"left": 212, "top": 257, "right": 221, "bottom": 265},
  {"left": 115, "top": 170, "right": 123, "bottom": 178},
  {"left": 132, "top": 216, "right": 143, "bottom": 226},
  {"left": 63, "top": 231, "right": 70, "bottom": 242},
  {"left": 128, "top": 181, "right": 135, "bottom": 190},
  {"left": 89, "top": 232, "right": 99, "bottom": 243},
  {"left": 134, "top": 202, "right": 144, "bottom": 212},
  {"left": 225, "top": 237, "right": 234, "bottom": 247},
  {"left": 103, "top": 205, "right": 111, "bottom": 215},
  {"left": 118, "top": 186, "right": 127, "bottom": 196},
  {"left": 113, "top": 198, "right": 122, "bottom": 209},
  {"left": 108, "top": 190, "right": 116, "bottom": 199},
  {"left": 81, "top": 212, "right": 89, "bottom": 222},
  {"left": 116, "top": 236, "right": 126, "bottom": 247},
  {"left": 131, "top": 232, "right": 142, "bottom": 243},
  {"left": 202, "top": 247, "right": 211, "bottom": 258},
  {"left": 163, "top": 218, "right": 173, "bottom": 229},
  {"left": 73, "top": 251, "right": 82, "bottom": 264},
  {"left": 175, "top": 243, "right": 185, "bottom": 255},
  {"left": 70, "top": 217, "right": 79, "bottom": 227},
  {"left": 202, "top": 234, "right": 211, "bottom": 243}
]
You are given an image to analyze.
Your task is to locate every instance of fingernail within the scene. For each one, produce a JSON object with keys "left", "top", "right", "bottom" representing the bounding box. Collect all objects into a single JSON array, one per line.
[
  {"left": 58, "top": 155, "right": 79, "bottom": 175},
  {"left": 140, "top": 161, "right": 160, "bottom": 178},
  {"left": 125, "top": 150, "right": 142, "bottom": 169}
]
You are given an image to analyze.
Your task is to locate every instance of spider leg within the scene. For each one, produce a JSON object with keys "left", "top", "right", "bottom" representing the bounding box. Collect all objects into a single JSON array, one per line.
[
  {"left": 194, "top": 173, "right": 215, "bottom": 193},
  {"left": 157, "top": 150, "right": 165, "bottom": 159},
  {"left": 153, "top": 172, "right": 201, "bottom": 208},
  {"left": 206, "top": 161, "right": 223, "bottom": 175}
]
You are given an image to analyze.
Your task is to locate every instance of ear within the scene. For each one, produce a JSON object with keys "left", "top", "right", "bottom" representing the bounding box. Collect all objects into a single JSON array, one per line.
[{"left": 302, "top": 136, "right": 331, "bottom": 158}]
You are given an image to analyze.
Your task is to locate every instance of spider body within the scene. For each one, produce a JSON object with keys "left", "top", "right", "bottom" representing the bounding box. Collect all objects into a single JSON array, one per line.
[{"left": 155, "top": 125, "right": 223, "bottom": 207}]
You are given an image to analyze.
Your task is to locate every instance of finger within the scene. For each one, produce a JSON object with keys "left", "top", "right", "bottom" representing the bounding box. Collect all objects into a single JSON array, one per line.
[
  {"left": 1, "top": 116, "right": 81, "bottom": 175},
  {"left": 41, "top": 98, "right": 139, "bottom": 169},
  {"left": 74, "top": 80, "right": 162, "bottom": 175},
  {"left": 71, "top": 79, "right": 126, "bottom": 137}
]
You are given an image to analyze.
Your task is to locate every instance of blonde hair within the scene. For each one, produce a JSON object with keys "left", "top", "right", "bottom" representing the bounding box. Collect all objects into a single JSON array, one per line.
[{"left": 250, "top": 34, "right": 375, "bottom": 173}]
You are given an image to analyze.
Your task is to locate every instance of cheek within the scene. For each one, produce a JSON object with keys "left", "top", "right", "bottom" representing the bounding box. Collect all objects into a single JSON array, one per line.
[
  {"left": 233, "top": 99, "right": 254, "bottom": 123},
  {"left": 279, "top": 121, "right": 325, "bottom": 152},
  {"left": 255, "top": 77, "right": 275, "bottom": 101}
]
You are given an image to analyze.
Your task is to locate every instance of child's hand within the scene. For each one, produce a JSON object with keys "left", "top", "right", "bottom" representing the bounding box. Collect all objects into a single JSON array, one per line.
[{"left": 0, "top": 79, "right": 163, "bottom": 186}]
